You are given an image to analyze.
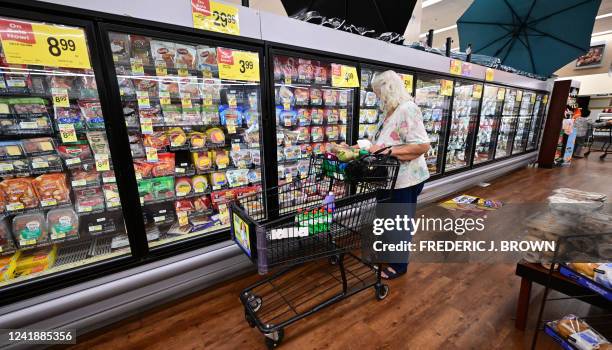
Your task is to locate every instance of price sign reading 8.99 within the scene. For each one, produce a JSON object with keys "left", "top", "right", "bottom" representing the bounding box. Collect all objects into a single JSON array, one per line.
[{"left": 0, "top": 18, "right": 91, "bottom": 69}]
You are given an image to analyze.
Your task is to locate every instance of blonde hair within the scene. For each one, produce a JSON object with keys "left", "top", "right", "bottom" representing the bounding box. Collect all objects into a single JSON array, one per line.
[{"left": 371, "top": 70, "right": 413, "bottom": 115}]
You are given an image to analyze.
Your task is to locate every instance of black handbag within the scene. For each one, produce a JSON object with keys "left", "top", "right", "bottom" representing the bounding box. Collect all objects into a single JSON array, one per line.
[{"left": 344, "top": 146, "right": 394, "bottom": 183}]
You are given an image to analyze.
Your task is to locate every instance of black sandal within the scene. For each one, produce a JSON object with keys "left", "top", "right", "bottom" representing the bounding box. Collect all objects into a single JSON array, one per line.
[{"left": 381, "top": 267, "right": 405, "bottom": 280}]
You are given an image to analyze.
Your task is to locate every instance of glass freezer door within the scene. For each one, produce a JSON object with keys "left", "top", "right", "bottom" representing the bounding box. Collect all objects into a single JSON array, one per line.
[
  {"left": 0, "top": 17, "right": 131, "bottom": 287},
  {"left": 473, "top": 85, "right": 504, "bottom": 164},
  {"left": 444, "top": 80, "right": 482, "bottom": 171},
  {"left": 527, "top": 94, "right": 547, "bottom": 151},
  {"left": 495, "top": 88, "right": 520, "bottom": 159},
  {"left": 106, "top": 31, "right": 264, "bottom": 248},
  {"left": 415, "top": 76, "right": 452, "bottom": 175},
  {"left": 512, "top": 91, "right": 535, "bottom": 154},
  {"left": 272, "top": 54, "right": 354, "bottom": 190}
]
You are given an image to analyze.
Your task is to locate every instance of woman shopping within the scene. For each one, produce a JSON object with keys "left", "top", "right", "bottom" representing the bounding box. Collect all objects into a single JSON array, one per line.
[{"left": 367, "top": 70, "right": 430, "bottom": 280}]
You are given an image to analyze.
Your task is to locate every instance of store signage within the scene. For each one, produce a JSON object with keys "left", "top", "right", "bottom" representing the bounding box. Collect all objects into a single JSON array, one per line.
[
  {"left": 51, "top": 88, "right": 69, "bottom": 108},
  {"left": 440, "top": 79, "right": 453, "bottom": 96},
  {"left": 461, "top": 62, "right": 472, "bottom": 77},
  {"left": 58, "top": 123, "right": 78, "bottom": 143},
  {"left": 95, "top": 154, "right": 111, "bottom": 172},
  {"left": 497, "top": 88, "right": 506, "bottom": 101},
  {"left": 331, "top": 64, "right": 359, "bottom": 88},
  {"left": 401, "top": 74, "right": 413, "bottom": 93},
  {"left": 472, "top": 84, "right": 483, "bottom": 99},
  {"left": 485, "top": 68, "right": 495, "bottom": 81},
  {"left": 516, "top": 90, "right": 523, "bottom": 102},
  {"left": 216, "top": 47, "right": 260, "bottom": 82},
  {"left": 543, "top": 95, "right": 549, "bottom": 104},
  {"left": 192, "top": 0, "right": 240, "bottom": 36},
  {"left": 0, "top": 18, "right": 91, "bottom": 69},
  {"left": 449, "top": 59, "right": 462, "bottom": 75}
]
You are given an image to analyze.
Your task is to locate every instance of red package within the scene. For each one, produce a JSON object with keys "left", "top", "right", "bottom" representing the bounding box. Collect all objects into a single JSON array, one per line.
[
  {"left": 193, "top": 195, "right": 212, "bottom": 212},
  {"left": 134, "top": 159, "right": 155, "bottom": 178},
  {"left": 0, "top": 178, "right": 39, "bottom": 209},
  {"left": 32, "top": 173, "right": 70, "bottom": 206},
  {"left": 210, "top": 188, "right": 237, "bottom": 208},
  {"left": 70, "top": 168, "right": 100, "bottom": 187},
  {"left": 143, "top": 131, "right": 169, "bottom": 149},
  {"left": 151, "top": 153, "right": 175, "bottom": 177},
  {"left": 175, "top": 199, "right": 195, "bottom": 214}
]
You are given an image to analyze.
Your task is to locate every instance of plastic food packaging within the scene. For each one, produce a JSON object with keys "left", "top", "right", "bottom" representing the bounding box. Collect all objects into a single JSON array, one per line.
[
  {"left": 594, "top": 263, "right": 612, "bottom": 289},
  {"left": 310, "top": 88, "right": 322, "bottom": 105},
  {"left": 326, "top": 109, "right": 339, "bottom": 124},
  {"left": 188, "top": 132, "right": 206, "bottom": 149},
  {"left": 74, "top": 187, "right": 105, "bottom": 213},
  {"left": 201, "top": 106, "right": 220, "bottom": 125},
  {"left": 53, "top": 104, "right": 84, "bottom": 130},
  {"left": 1, "top": 178, "right": 39, "bottom": 211},
  {"left": 311, "top": 108, "right": 324, "bottom": 125},
  {"left": 10, "top": 97, "right": 48, "bottom": 115},
  {"left": 12, "top": 213, "right": 48, "bottom": 246},
  {"left": 0, "top": 141, "right": 25, "bottom": 159},
  {"left": 32, "top": 173, "right": 70, "bottom": 207},
  {"left": 47, "top": 208, "right": 79, "bottom": 240},
  {"left": 130, "top": 34, "right": 152, "bottom": 65},
  {"left": 0, "top": 218, "right": 15, "bottom": 253},
  {"left": 193, "top": 195, "right": 212, "bottom": 212},
  {"left": 86, "top": 131, "right": 111, "bottom": 155},
  {"left": 192, "top": 151, "right": 212, "bottom": 172},
  {"left": 296, "top": 127, "right": 310, "bottom": 143},
  {"left": 143, "top": 131, "right": 169, "bottom": 149},
  {"left": 550, "top": 315, "right": 610, "bottom": 350},
  {"left": 197, "top": 46, "right": 218, "bottom": 77},
  {"left": 175, "top": 177, "right": 193, "bottom": 197},
  {"left": 192, "top": 175, "right": 209, "bottom": 193},
  {"left": 206, "top": 127, "right": 225, "bottom": 145},
  {"left": 57, "top": 142, "right": 93, "bottom": 167},
  {"left": 151, "top": 40, "right": 177, "bottom": 68},
  {"left": 29, "top": 154, "right": 62, "bottom": 171},
  {"left": 160, "top": 104, "right": 181, "bottom": 124},
  {"left": 211, "top": 172, "right": 228, "bottom": 189},
  {"left": 79, "top": 100, "right": 105, "bottom": 130},
  {"left": 167, "top": 127, "right": 187, "bottom": 147},
  {"left": 22, "top": 137, "right": 55, "bottom": 156},
  {"left": 103, "top": 183, "right": 122, "bottom": 209},
  {"left": 109, "top": 32, "right": 131, "bottom": 63},
  {"left": 294, "top": 88, "right": 310, "bottom": 105},
  {"left": 175, "top": 44, "right": 197, "bottom": 69},
  {"left": 149, "top": 176, "right": 175, "bottom": 200},
  {"left": 230, "top": 149, "right": 252, "bottom": 168},
  {"left": 151, "top": 153, "right": 175, "bottom": 177},
  {"left": 70, "top": 168, "right": 100, "bottom": 188},
  {"left": 214, "top": 149, "right": 230, "bottom": 169},
  {"left": 323, "top": 89, "right": 337, "bottom": 106},
  {"left": 227, "top": 169, "right": 249, "bottom": 188},
  {"left": 311, "top": 126, "right": 325, "bottom": 142},
  {"left": 219, "top": 106, "right": 242, "bottom": 127},
  {"left": 133, "top": 159, "right": 155, "bottom": 179},
  {"left": 14, "top": 245, "right": 57, "bottom": 272},
  {"left": 297, "top": 59, "right": 314, "bottom": 83},
  {"left": 338, "top": 90, "right": 349, "bottom": 107}
]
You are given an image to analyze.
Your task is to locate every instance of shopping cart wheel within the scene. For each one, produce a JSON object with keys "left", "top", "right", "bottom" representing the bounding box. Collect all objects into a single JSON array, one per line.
[
  {"left": 246, "top": 294, "right": 262, "bottom": 312},
  {"left": 245, "top": 310, "right": 256, "bottom": 328},
  {"left": 375, "top": 284, "right": 389, "bottom": 301},
  {"left": 264, "top": 329, "right": 284, "bottom": 349}
]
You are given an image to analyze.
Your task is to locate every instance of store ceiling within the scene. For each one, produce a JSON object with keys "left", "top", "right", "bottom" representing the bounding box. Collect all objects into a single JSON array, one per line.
[{"left": 421, "top": 0, "right": 612, "bottom": 49}]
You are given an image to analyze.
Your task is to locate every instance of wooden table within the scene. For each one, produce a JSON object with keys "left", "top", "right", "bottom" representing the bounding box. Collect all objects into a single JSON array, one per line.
[{"left": 514, "top": 261, "right": 610, "bottom": 330}]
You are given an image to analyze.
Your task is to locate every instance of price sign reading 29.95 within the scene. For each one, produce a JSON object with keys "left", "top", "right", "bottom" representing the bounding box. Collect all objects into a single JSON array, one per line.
[
  {"left": 192, "top": 0, "right": 240, "bottom": 36},
  {"left": 0, "top": 18, "right": 91, "bottom": 69}
]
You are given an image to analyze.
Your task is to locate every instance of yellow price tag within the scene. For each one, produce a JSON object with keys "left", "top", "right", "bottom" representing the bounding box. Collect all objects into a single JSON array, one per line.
[
  {"left": 231, "top": 143, "right": 241, "bottom": 152},
  {"left": 145, "top": 147, "right": 158, "bottom": 162},
  {"left": 155, "top": 61, "right": 167, "bottom": 76},
  {"left": 177, "top": 67, "right": 189, "bottom": 77},
  {"left": 203, "top": 93, "right": 213, "bottom": 106},
  {"left": 181, "top": 93, "right": 192, "bottom": 109},
  {"left": 286, "top": 173, "right": 293, "bottom": 183},
  {"left": 51, "top": 88, "right": 69, "bottom": 107},
  {"left": 178, "top": 212, "right": 189, "bottom": 226},
  {"left": 497, "top": 88, "right": 506, "bottom": 101},
  {"left": 192, "top": 0, "right": 240, "bottom": 36},
  {"left": 440, "top": 80, "right": 454, "bottom": 97},
  {"left": 485, "top": 68, "right": 495, "bottom": 82},
  {"left": 95, "top": 154, "right": 110, "bottom": 171},
  {"left": 285, "top": 76, "right": 291, "bottom": 84},
  {"left": 140, "top": 118, "right": 153, "bottom": 134},
  {"left": 217, "top": 48, "right": 260, "bottom": 82},
  {"left": 516, "top": 90, "right": 523, "bottom": 102},
  {"left": 472, "top": 84, "right": 483, "bottom": 99},
  {"left": 331, "top": 64, "right": 359, "bottom": 88},
  {"left": 58, "top": 123, "right": 78, "bottom": 143},
  {"left": 543, "top": 95, "right": 549, "bottom": 105},
  {"left": 227, "top": 94, "right": 237, "bottom": 108},
  {"left": 159, "top": 91, "right": 171, "bottom": 105},
  {"left": 0, "top": 19, "right": 91, "bottom": 69},
  {"left": 283, "top": 102, "right": 290, "bottom": 111},
  {"left": 449, "top": 59, "right": 462, "bottom": 75},
  {"left": 130, "top": 58, "right": 144, "bottom": 75},
  {"left": 530, "top": 94, "right": 536, "bottom": 103},
  {"left": 401, "top": 74, "right": 413, "bottom": 93},
  {"left": 137, "top": 90, "right": 150, "bottom": 108},
  {"left": 227, "top": 124, "right": 236, "bottom": 134}
]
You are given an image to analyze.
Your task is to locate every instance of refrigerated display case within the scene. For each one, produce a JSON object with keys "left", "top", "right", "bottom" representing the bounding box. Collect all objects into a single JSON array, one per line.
[
  {"left": 271, "top": 53, "right": 354, "bottom": 189},
  {"left": 512, "top": 90, "right": 536, "bottom": 154},
  {"left": 526, "top": 94, "right": 548, "bottom": 151},
  {"left": 104, "top": 29, "right": 264, "bottom": 249},
  {"left": 495, "top": 88, "right": 520, "bottom": 159},
  {"left": 444, "top": 80, "right": 482, "bottom": 171},
  {"left": 0, "top": 16, "right": 132, "bottom": 287},
  {"left": 415, "top": 75, "right": 452, "bottom": 175},
  {"left": 473, "top": 85, "right": 505, "bottom": 164},
  {"left": 358, "top": 66, "right": 414, "bottom": 142}
]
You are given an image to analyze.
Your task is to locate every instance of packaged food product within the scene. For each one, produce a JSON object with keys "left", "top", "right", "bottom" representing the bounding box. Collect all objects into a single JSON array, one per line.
[
  {"left": 211, "top": 172, "right": 228, "bottom": 189},
  {"left": 33, "top": 173, "right": 70, "bottom": 207},
  {"left": 152, "top": 153, "right": 175, "bottom": 177},
  {"left": 167, "top": 127, "right": 187, "bottom": 147},
  {"left": 325, "top": 109, "right": 339, "bottom": 124},
  {"left": 14, "top": 245, "right": 57, "bottom": 272},
  {"left": 79, "top": 100, "right": 105, "bottom": 130},
  {"left": 359, "top": 124, "right": 366, "bottom": 138},
  {"left": 133, "top": 76, "right": 159, "bottom": 98},
  {"left": 297, "top": 59, "right": 314, "bottom": 83},
  {"left": 312, "top": 143, "right": 326, "bottom": 155},
  {"left": 1, "top": 178, "right": 39, "bottom": 210},
  {"left": 47, "top": 208, "right": 79, "bottom": 240},
  {"left": 22, "top": 137, "right": 55, "bottom": 156},
  {"left": 0, "top": 141, "right": 25, "bottom": 159},
  {"left": 86, "top": 131, "right": 111, "bottom": 155},
  {"left": 310, "top": 88, "right": 322, "bottom": 105},
  {"left": 201, "top": 106, "right": 220, "bottom": 125},
  {"left": 594, "top": 263, "right": 612, "bottom": 289},
  {"left": 138, "top": 179, "right": 153, "bottom": 202},
  {"left": 365, "top": 91, "right": 378, "bottom": 107},
  {"left": 0, "top": 99, "right": 9, "bottom": 114},
  {"left": 70, "top": 168, "right": 100, "bottom": 188},
  {"left": 338, "top": 90, "right": 349, "bottom": 106},
  {"left": 192, "top": 151, "right": 212, "bottom": 172},
  {"left": 339, "top": 125, "right": 347, "bottom": 141},
  {"left": 206, "top": 127, "right": 225, "bottom": 145},
  {"left": 12, "top": 213, "right": 47, "bottom": 245},
  {"left": 283, "top": 130, "right": 299, "bottom": 145},
  {"left": 299, "top": 144, "right": 312, "bottom": 158},
  {"left": 175, "top": 198, "right": 195, "bottom": 215},
  {"left": 282, "top": 57, "right": 297, "bottom": 81},
  {"left": 130, "top": 35, "right": 152, "bottom": 65},
  {"left": 296, "top": 108, "right": 311, "bottom": 126},
  {"left": 311, "top": 108, "right": 324, "bottom": 125},
  {"left": 175, "top": 44, "right": 197, "bottom": 69},
  {"left": 175, "top": 177, "right": 193, "bottom": 197},
  {"left": 339, "top": 109, "right": 348, "bottom": 124},
  {"left": 311, "top": 126, "right": 325, "bottom": 142},
  {"left": 150, "top": 176, "right": 174, "bottom": 200},
  {"left": 192, "top": 175, "right": 209, "bottom": 193},
  {"left": 58, "top": 142, "right": 93, "bottom": 165},
  {"left": 294, "top": 88, "right": 310, "bottom": 105},
  {"left": 103, "top": 183, "right": 121, "bottom": 209},
  {"left": 139, "top": 103, "right": 164, "bottom": 125},
  {"left": 230, "top": 149, "right": 252, "bottom": 168},
  {"left": 178, "top": 76, "right": 200, "bottom": 97},
  {"left": 227, "top": 169, "right": 249, "bottom": 188},
  {"left": 3, "top": 65, "right": 31, "bottom": 94},
  {"left": 284, "top": 145, "right": 301, "bottom": 160},
  {"left": 213, "top": 149, "right": 230, "bottom": 169},
  {"left": 325, "top": 126, "right": 339, "bottom": 141},
  {"left": 10, "top": 97, "right": 48, "bottom": 115},
  {"left": 278, "top": 110, "right": 297, "bottom": 128},
  {"left": 189, "top": 131, "right": 206, "bottom": 149},
  {"left": 29, "top": 154, "right": 62, "bottom": 171},
  {"left": 250, "top": 149, "right": 261, "bottom": 166},
  {"left": 53, "top": 104, "right": 85, "bottom": 130},
  {"left": 552, "top": 315, "right": 609, "bottom": 350},
  {"left": 366, "top": 124, "right": 379, "bottom": 138},
  {"left": 277, "top": 148, "right": 285, "bottom": 162},
  {"left": 219, "top": 106, "right": 242, "bottom": 127},
  {"left": 129, "top": 132, "right": 145, "bottom": 158},
  {"left": 143, "top": 131, "right": 169, "bottom": 149},
  {"left": 0, "top": 218, "right": 15, "bottom": 253},
  {"left": 180, "top": 103, "right": 203, "bottom": 125},
  {"left": 75, "top": 187, "right": 105, "bottom": 213},
  {"left": 243, "top": 128, "right": 260, "bottom": 145},
  {"left": 314, "top": 64, "right": 328, "bottom": 84},
  {"left": 118, "top": 76, "right": 136, "bottom": 97},
  {"left": 109, "top": 32, "right": 131, "bottom": 63},
  {"left": 247, "top": 169, "right": 261, "bottom": 184},
  {"left": 151, "top": 40, "right": 177, "bottom": 68},
  {"left": 160, "top": 103, "right": 181, "bottom": 124},
  {"left": 200, "top": 78, "right": 222, "bottom": 102},
  {"left": 197, "top": 46, "right": 218, "bottom": 77},
  {"left": 323, "top": 89, "right": 337, "bottom": 106},
  {"left": 193, "top": 195, "right": 212, "bottom": 212}
]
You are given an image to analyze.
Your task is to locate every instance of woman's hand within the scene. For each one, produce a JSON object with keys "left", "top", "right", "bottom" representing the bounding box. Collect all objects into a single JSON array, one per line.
[{"left": 369, "top": 144, "right": 389, "bottom": 154}]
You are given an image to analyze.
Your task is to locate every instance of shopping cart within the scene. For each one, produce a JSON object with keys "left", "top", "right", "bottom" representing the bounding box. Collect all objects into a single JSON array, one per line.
[{"left": 230, "top": 149, "right": 400, "bottom": 348}]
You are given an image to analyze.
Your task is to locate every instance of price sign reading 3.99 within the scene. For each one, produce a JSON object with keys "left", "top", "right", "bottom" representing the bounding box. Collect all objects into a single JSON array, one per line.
[
  {"left": 217, "top": 47, "right": 260, "bottom": 82},
  {"left": 0, "top": 18, "right": 91, "bottom": 69}
]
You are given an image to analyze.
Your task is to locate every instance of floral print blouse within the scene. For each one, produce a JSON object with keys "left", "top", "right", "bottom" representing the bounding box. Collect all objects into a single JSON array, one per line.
[{"left": 373, "top": 101, "right": 430, "bottom": 189}]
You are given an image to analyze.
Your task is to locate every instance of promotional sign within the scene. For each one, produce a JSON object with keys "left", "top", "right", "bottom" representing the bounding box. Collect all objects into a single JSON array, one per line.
[
  {"left": 401, "top": 74, "right": 413, "bottom": 93},
  {"left": 497, "top": 88, "right": 506, "bottom": 101},
  {"left": 449, "top": 59, "right": 462, "bottom": 75},
  {"left": 192, "top": 0, "right": 240, "bottom": 36},
  {"left": 485, "top": 68, "right": 495, "bottom": 81},
  {"left": 461, "top": 62, "right": 472, "bottom": 77},
  {"left": 331, "top": 64, "right": 359, "bottom": 88},
  {"left": 440, "top": 79, "right": 454, "bottom": 96},
  {"left": 0, "top": 18, "right": 91, "bottom": 69},
  {"left": 472, "top": 84, "right": 483, "bottom": 99},
  {"left": 216, "top": 47, "right": 260, "bottom": 82}
]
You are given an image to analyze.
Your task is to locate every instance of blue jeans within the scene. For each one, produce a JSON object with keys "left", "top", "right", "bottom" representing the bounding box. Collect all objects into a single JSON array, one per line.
[{"left": 380, "top": 181, "right": 425, "bottom": 274}]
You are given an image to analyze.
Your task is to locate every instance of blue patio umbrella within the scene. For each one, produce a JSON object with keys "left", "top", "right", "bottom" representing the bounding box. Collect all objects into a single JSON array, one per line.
[{"left": 457, "top": 0, "right": 602, "bottom": 76}]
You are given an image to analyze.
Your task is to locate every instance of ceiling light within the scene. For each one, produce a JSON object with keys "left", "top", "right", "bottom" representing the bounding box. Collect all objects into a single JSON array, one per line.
[
  {"left": 419, "top": 24, "right": 458, "bottom": 38},
  {"left": 595, "top": 12, "right": 612, "bottom": 20},
  {"left": 592, "top": 30, "right": 612, "bottom": 37},
  {"left": 422, "top": 0, "right": 444, "bottom": 8}
]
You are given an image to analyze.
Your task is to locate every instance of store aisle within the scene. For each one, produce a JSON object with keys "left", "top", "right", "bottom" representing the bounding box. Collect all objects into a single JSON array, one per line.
[{"left": 66, "top": 157, "right": 612, "bottom": 350}]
